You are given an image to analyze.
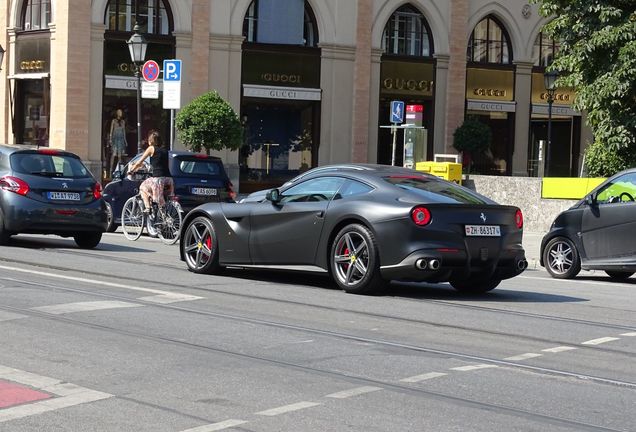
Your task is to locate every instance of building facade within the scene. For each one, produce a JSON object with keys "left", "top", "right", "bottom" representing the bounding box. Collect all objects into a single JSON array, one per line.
[{"left": 0, "top": 0, "right": 593, "bottom": 192}]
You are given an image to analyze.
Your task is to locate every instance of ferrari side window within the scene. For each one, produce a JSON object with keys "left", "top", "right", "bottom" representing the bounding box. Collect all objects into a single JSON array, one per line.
[
  {"left": 281, "top": 177, "right": 345, "bottom": 203},
  {"left": 335, "top": 179, "right": 373, "bottom": 199}
]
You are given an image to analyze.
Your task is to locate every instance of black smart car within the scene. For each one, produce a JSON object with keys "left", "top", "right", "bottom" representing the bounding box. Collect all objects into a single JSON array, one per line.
[
  {"left": 102, "top": 151, "right": 235, "bottom": 232},
  {"left": 541, "top": 168, "right": 636, "bottom": 280},
  {"left": 0, "top": 144, "right": 107, "bottom": 248}
]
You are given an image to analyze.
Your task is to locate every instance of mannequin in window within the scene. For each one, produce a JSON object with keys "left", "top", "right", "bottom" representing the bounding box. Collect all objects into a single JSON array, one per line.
[{"left": 108, "top": 109, "right": 128, "bottom": 174}]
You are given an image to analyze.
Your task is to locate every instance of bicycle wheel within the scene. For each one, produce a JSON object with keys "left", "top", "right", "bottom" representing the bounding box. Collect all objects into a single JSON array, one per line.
[
  {"left": 121, "top": 196, "right": 146, "bottom": 241},
  {"left": 156, "top": 201, "right": 183, "bottom": 245}
]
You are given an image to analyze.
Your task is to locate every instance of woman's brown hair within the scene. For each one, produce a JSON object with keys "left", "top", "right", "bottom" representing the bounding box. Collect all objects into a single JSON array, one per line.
[{"left": 148, "top": 130, "right": 164, "bottom": 148}]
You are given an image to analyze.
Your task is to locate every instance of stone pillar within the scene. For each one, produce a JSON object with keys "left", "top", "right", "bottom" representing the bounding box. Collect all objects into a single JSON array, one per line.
[
  {"left": 49, "top": 0, "right": 91, "bottom": 157},
  {"left": 444, "top": 0, "right": 468, "bottom": 153},
  {"left": 319, "top": 44, "right": 356, "bottom": 164},
  {"left": 512, "top": 61, "right": 534, "bottom": 176},
  {"left": 351, "top": 0, "right": 372, "bottom": 162},
  {"left": 87, "top": 24, "right": 106, "bottom": 178},
  {"left": 190, "top": 0, "right": 210, "bottom": 99},
  {"left": 433, "top": 54, "right": 450, "bottom": 156},
  {"left": 366, "top": 48, "right": 383, "bottom": 163},
  {"left": 0, "top": 1, "right": 8, "bottom": 144}
]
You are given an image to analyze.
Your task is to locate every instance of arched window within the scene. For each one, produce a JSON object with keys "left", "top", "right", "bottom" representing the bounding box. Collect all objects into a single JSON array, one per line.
[
  {"left": 467, "top": 16, "right": 512, "bottom": 64},
  {"left": 382, "top": 5, "right": 433, "bottom": 57},
  {"left": 105, "top": 0, "right": 173, "bottom": 35},
  {"left": 533, "top": 31, "right": 560, "bottom": 67},
  {"left": 22, "top": 0, "right": 52, "bottom": 31},
  {"left": 243, "top": 0, "right": 318, "bottom": 47}
]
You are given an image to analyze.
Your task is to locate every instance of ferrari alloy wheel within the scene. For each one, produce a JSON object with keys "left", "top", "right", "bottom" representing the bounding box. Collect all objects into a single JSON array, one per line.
[
  {"left": 543, "top": 236, "right": 581, "bottom": 279},
  {"left": 181, "top": 216, "right": 221, "bottom": 274},
  {"left": 330, "top": 224, "right": 385, "bottom": 294},
  {"left": 605, "top": 271, "right": 634, "bottom": 281},
  {"left": 450, "top": 277, "right": 501, "bottom": 294}
]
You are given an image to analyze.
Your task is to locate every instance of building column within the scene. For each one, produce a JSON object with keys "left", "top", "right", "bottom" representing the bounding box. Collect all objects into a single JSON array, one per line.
[
  {"left": 512, "top": 61, "right": 534, "bottom": 176},
  {"left": 88, "top": 24, "right": 106, "bottom": 177},
  {"left": 366, "top": 48, "right": 383, "bottom": 164},
  {"left": 319, "top": 43, "right": 356, "bottom": 164},
  {"left": 444, "top": 0, "right": 468, "bottom": 154},
  {"left": 0, "top": 1, "right": 9, "bottom": 144},
  {"left": 49, "top": 0, "right": 91, "bottom": 157},
  {"left": 190, "top": 0, "right": 210, "bottom": 99},
  {"left": 433, "top": 54, "right": 450, "bottom": 156},
  {"left": 351, "top": 0, "right": 372, "bottom": 162}
]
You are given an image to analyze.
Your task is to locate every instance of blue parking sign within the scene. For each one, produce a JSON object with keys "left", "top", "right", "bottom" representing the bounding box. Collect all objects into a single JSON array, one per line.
[
  {"left": 163, "top": 59, "right": 182, "bottom": 81},
  {"left": 391, "top": 100, "right": 404, "bottom": 124}
]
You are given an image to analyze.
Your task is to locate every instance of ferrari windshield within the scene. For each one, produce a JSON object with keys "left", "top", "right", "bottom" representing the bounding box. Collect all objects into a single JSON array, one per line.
[{"left": 383, "top": 176, "right": 490, "bottom": 204}]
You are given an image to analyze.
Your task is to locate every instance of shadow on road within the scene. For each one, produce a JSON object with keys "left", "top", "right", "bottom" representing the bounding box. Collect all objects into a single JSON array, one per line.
[{"left": 4, "top": 235, "right": 154, "bottom": 253}]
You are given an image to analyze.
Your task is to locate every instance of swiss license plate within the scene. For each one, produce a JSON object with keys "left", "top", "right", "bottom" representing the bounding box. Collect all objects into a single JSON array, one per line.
[
  {"left": 192, "top": 187, "right": 217, "bottom": 196},
  {"left": 465, "top": 225, "right": 501, "bottom": 237},
  {"left": 48, "top": 192, "right": 80, "bottom": 201}
]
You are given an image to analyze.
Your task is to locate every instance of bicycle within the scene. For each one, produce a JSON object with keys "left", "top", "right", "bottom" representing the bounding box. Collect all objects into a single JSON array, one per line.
[{"left": 121, "top": 192, "right": 183, "bottom": 245}]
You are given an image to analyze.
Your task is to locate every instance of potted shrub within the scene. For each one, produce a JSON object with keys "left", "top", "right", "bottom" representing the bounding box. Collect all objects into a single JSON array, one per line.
[{"left": 452, "top": 116, "right": 492, "bottom": 174}]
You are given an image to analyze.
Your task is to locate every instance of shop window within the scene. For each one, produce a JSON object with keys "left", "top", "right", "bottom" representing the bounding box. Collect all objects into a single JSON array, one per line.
[
  {"left": 533, "top": 31, "right": 560, "bottom": 68},
  {"left": 105, "top": 0, "right": 172, "bottom": 35},
  {"left": 467, "top": 16, "right": 512, "bottom": 64},
  {"left": 382, "top": 4, "right": 433, "bottom": 57},
  {"left": 243, "top": 0, "right": 318, "bottom": 47},
  {"left": 22, "top": 0, "right": 51, "bottom": 31}
]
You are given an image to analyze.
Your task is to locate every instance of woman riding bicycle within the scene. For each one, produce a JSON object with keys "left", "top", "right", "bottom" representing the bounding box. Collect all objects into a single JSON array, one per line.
[{"left": 129, "top": 130, "right": 174, "bottom": 215}]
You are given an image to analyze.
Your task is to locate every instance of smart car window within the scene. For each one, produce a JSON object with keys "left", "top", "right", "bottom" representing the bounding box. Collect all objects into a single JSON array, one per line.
[
  {"left": 178, "top": 159, "right": 222, "bottom": 176},
  {"left": 12, "top": 153, "right": 90, "bottom": 178},
  {"left": 596, "top": 173, "right": 636, "bottom": 204},
  {"left": 383, "top": 176, "right": 489, "bottom": 204},
  {"left": 281, "top": 177, "right": 345, "bottom": 203}
]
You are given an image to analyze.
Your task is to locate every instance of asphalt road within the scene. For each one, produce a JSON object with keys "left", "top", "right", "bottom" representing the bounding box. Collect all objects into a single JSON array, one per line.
[{"left": 0, "top": 231, "right": 634, "bottom": 431}]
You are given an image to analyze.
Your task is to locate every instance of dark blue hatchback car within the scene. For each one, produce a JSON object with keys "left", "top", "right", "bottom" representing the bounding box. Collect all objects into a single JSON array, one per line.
[{"left": 102, "top": 150, "right": 235, "bottom": 232}]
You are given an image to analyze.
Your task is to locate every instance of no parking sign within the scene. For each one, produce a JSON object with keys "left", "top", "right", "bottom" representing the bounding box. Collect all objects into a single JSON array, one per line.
[{"left": 142, "top": 60, "right": 160, "bottom": 82}]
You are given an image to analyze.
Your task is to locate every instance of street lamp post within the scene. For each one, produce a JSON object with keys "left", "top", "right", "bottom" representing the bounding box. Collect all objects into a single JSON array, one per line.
[
  {"left": 544, "top": 70, "right": 558, "bottom": 177},
  {"left": 126, "top": 24, "right": 148, "bottom": 155}
]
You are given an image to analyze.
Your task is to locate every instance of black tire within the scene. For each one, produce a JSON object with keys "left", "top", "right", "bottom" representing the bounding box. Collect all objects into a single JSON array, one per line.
[
  {"left": 605, "top": 271, "right": 634, "bottom": 280},
  {"left": 105, "top": 202, "right": 117, "bottom": 233},
  {"left": 181, "top": 216, "right": 222, "bottom": 274},
  {"left": 542, "top": 236, "right": 581, "bottom": 279},
  {"left": 330, "top": 224, "right": 386, "bottom": 295},
  {"left": 450, "top": 277, "right": 501, "bottom": 294},
  {"left": 157, "top": 201, "right": 183, "bottom": 245},
  {"left": 74, "top": 232, "right": 102, "bottom": 249},
  {"left": 121, "top": 196, "right": 145, "bottom": 241},
  {"left": 0, "top": 209, "right": 11, "bottom": 245}
]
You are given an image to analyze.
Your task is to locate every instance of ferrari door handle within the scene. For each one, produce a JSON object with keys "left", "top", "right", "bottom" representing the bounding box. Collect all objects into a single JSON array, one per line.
[{"left": 316, "top": 211, "right": 324, "bottom": 218}]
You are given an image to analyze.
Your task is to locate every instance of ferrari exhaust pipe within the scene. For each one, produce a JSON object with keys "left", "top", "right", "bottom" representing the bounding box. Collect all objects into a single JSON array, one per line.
[
  {"left": 428, "top": 259, "right": 441, "bottom": 271},
  {"left": 516, "top": 259, "right": 528, "bottom": 271},
  {"left": 415, "top": 258, "right": 428, "bottom": 270}
]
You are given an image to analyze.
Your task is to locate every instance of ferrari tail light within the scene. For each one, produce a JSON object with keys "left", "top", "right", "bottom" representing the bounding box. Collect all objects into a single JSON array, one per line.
[
  {"left": 411, "top": 206, "right": 431, "bottom": 226},
  {"left": 227, "top": 181, "right": 237, "bottom": 201},
  {"left": 92, "top": 182, "right": 102, "bottom": 199},
  {"left": 0, "top": 176, "right": 29, "bottom": 196},
  {"left": 515, "top": 209, "right": 523, "bottom": 229}
]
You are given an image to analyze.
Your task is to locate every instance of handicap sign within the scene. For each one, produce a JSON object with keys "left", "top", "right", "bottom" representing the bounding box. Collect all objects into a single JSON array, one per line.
[
  {"left": 390, "top": 100, "right": 404, "bottom": 124},
  {"left": 163, "top": 59, "right": 182, "bottom": 81},
  {"left": 142, "top": 60, "right": 160, "bottom": 82}
]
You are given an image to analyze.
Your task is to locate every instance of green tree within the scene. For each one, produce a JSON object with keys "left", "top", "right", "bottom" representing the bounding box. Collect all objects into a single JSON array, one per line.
[
  {"left": 175, "top": 91, "right": 243, "bottom": 155},
  {"left": 532, "top": 1, "right": 636, "bottom": 156},
  {"left": 453, "top": 116, "right": 492, "bottom": 173}
]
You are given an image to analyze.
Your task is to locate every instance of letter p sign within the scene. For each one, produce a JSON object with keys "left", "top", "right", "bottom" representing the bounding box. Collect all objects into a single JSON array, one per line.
[{"left": 163, "top": 59, "right": 182, "bottom": 82}]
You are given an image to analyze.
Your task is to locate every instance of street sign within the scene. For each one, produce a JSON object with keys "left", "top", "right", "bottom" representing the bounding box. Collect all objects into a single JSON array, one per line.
[
  {"left": 142, "top": 81, "right": 159, "bottom": 99},
  {"left": 142, "top": 60, "right": 160, "bottom": 82},
  {"left": 163, "top": 59, "right": 182, "bottom": 109},
  {"left": 390, "top": 100, "right": 404, "bottom": 124}
]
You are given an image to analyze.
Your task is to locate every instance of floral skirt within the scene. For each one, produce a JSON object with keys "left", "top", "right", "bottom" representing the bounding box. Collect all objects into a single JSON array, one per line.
[{"left": 140, "top": 177, "right": 174, "bottom": 207}]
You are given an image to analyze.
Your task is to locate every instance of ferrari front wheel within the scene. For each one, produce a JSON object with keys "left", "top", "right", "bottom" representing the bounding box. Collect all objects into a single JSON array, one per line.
[
  {"left": 330, "top": 224, "right": 386, "bottom": 295},
  {"left": 181, "top": 216, "right": 222, "bottom": 274}
]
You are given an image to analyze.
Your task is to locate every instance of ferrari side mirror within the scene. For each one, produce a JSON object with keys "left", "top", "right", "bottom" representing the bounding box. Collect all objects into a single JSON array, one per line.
[{"left": 266, "top": 188, "right": 281, "bottom": 203}]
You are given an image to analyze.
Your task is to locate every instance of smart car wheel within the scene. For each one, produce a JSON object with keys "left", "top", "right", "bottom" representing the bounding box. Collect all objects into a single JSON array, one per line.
[
  {"left": 450, "top": 277, "right": 501, "bottom": 294},
  {"left": 181, "top": 216, "right": 222, "bottom": 274},
  {"left": 330, "top": 224, "right": 386, "bottom": 295},
  {"left": 605, "top": 271, "right": 634, "bottom": 280},
  {"left": 105, "top": 202, "right": 117, "bottom": 233},
  {"left": 543, "top": 236, "right": 581, "bottom": 279},
  {"left": 74, "top": 232, "right": 102, "bottom": 249}
]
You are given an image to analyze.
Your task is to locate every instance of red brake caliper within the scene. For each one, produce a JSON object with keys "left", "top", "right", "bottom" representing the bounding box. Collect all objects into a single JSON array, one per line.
[{"left": 343, "top": 247, "right": 350, "bottom": 271}]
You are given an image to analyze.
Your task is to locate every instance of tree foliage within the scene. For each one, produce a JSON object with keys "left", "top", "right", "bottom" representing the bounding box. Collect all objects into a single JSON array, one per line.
[
  {"left": 175, "top": 91, "right": 243, "bottom": 154},
  {"left": 532, "top": 0, "right": 636, "bottom": 154},
  {"left": 452, "top": 116, "right": 492, "bottom": 154},
  {"left": 583, "top": 139, "right": 636, "bottom": 177}
]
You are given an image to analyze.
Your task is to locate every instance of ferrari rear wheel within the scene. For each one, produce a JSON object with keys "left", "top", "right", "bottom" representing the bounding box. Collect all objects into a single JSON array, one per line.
[
  {"left": 450, "top": 277, "right": 501, "bottom": 294},
  {"left": 182, "top": 216, "right": 222, "bottom": 274},
  {"left": 605, "top": 271, "right": 634, "bottom": 280},
  {"left": 330, "top": 224, "right": 386, "bottom": 295},
  {"left": 543, "top": 236, "right": 581, "bottom": 279}
]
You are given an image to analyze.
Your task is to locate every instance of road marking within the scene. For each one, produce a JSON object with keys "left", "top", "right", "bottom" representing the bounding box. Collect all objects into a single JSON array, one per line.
[
  {"left": 0, "top": 380, "right": 51, "bottom": 408},
  {"left": 450, "top": 364, "right": 498, "bottom": 372},
  {"left": 31, "top": 301, "right": 142, "bottom": 315},
  {"left": 325, "top": 386, "right": 382, "bottom": 399},
  {"left": 0, "top": 365, "right": 112, "bottom": 423},
  {"left": 542, "top": 346, "right": 578, "bottom": 353},
  {"left": 138, "top": 294, "right": 203, "bottom": 304},
  {"left": 518, "top": 274, "right": 631, "bottom": 287},
  {"left": 0, "top": 264, "right": 203, "bottom": 303},
  {"left": 620, "top": 332, "right": 636, "bottom": 337},
  {"left": 255, "top": 401, "right": 321, "bottom": 416},
  {"left": 581, "top": 337, "right": 620, "bottom": 345},
  {"left": 503, "top": 353, "right": 542, "bottom": 361},
  {"left": 180, "top": 419, "right": 249, "bottom": 431},
  {"left": 400, "top": 372, "right": 447, "bottom": 383},
  {"left": 0, "top": 311, "right": 27, "bottom": 322}
]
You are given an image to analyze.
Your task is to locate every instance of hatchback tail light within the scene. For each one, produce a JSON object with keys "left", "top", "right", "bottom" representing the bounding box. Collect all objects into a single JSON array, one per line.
[
  {"left": 411, "top": 206, "right": 431, "bottom": 226},
  {"left": 515, "top": 209, "right": 523, "bottom": 229},
  {"left": 0, "top": 176, "right": 29, "bottom": 196},
  {"left": 93, "top": 182, "right": 102, "bottom": 199},
  {"left": 227, "top": 181, "right": 237, "bottom": 201}
]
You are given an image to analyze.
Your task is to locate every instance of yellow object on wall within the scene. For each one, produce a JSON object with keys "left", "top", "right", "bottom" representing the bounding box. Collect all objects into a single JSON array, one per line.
[
  {"left": 416, "top": 162, "right": 463, "bottom": 184},
  {"left": 541, "top": 177, "right": 606, "bottom": 199}
]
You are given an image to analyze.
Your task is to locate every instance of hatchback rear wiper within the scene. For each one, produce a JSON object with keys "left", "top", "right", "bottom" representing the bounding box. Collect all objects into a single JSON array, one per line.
[{"left": 29, "top": 171, "right": 63, "bottom": 177}]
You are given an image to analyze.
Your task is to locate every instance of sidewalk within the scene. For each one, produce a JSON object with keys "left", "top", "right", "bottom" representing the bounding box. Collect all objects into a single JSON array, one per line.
[{"left": 523, "top": 231, "right": 544, "bottom": 270}]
